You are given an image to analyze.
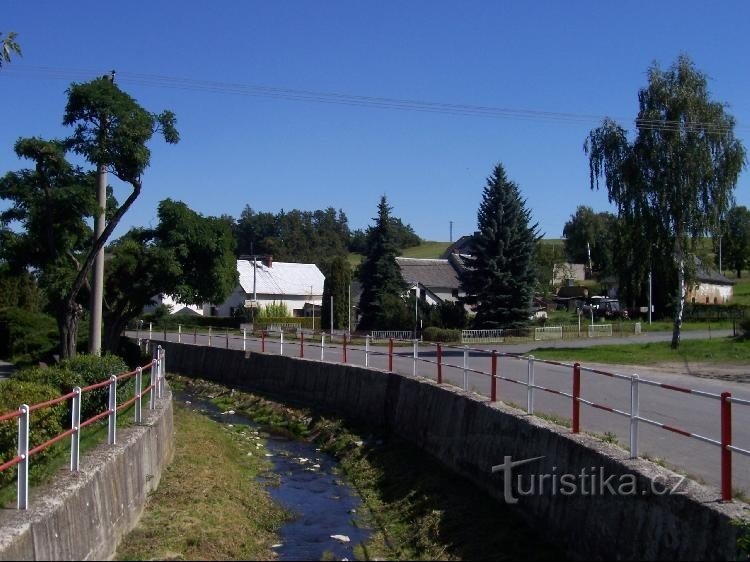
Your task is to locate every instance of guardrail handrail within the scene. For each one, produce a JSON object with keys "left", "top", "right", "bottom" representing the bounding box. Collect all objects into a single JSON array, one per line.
[
  {"left": 139, "top": 327, "right": 749, "bottom": 503},
  {"left": 0, "top": 348, "right": 166, "bottom": 510}
]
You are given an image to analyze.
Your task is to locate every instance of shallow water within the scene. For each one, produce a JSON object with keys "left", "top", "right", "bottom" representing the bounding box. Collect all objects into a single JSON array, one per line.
[{"left": 176, "top": 392, "right": 370, "bottom": 561}]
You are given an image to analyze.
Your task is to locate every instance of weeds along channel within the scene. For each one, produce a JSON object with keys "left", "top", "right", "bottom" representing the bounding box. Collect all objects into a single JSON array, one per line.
[{"left": 163, "top": 374, "right": 562, "bottom": 561}]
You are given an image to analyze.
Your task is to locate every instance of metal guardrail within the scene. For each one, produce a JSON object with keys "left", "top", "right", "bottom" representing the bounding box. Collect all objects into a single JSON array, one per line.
[
  {"left": 0, "top": 348, "right": 166, "bottom": 510},
  {"left": 145, "top": 327, "right": 749, "bottom": 503}
]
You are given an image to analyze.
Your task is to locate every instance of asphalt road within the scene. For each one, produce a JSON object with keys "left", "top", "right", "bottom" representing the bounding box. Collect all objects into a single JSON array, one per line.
[{"left": 129, "top": 328, "right": 749, "bottom": 496}]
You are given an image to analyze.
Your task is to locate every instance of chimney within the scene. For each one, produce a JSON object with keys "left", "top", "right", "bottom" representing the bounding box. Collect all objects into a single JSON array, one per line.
[{"left": 263, "top": 255, "right": 273, "bottom": 268}]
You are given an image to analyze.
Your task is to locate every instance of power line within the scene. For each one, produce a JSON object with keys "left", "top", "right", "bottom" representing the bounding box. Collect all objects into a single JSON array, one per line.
[{"left": 4, "top": 65, "right": 746, "bottom": 135}]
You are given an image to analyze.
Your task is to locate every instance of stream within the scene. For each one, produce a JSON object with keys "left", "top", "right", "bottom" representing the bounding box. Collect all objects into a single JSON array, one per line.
[{"left": 176, "top": 391, "right": 371, "bottom": 561}]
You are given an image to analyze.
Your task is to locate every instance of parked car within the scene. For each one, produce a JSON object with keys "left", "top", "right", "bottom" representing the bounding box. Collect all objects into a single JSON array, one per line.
[{"left": 581, "top": 297, "right": 628, "bottom": 320}]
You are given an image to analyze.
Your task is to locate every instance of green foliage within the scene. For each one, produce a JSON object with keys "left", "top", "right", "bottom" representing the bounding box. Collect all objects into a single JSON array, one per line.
[
  {"left": 321, "top": 256, "right": 351, "bottom": 330},
  {"left": 12, "top": 354, "right": 129, "bottom": 423},
  {"left": 235, "top": 206, "right": 350, "bottom": 271},
  {"left": 739, "top": 317, "right": 750, "bottom": 338},
  {"left": 585, "top": 55, "right": 746, "bottom": 346},
  {"left": 0, "top": 307, "right": 58, "bottom": 364},
  {"left": 0, "top": 31, "right": 21, "bottom": 67},
  {"left": 257, "top": 301, "right": 289, "bottom": 318},
  {"left": 0, "top": 266, "right": 42, "bottom": 312},
  {"left": 721, "top": 205, "right": 750, "bottom": 278},
  {"left": 0, "top": 379, "right": 64, "bottom": 488},
  {"left": 422, "top": 326, "right": 461, "bottom": 343},
  {"left": 463, "top": 163, "right": 539, "bottom": 329},
  {"left": 357, "top": 196, "right": 408, "bottom": 330},
  {"left": 562, "top": 206, "right": 617, "bottom": 276}
]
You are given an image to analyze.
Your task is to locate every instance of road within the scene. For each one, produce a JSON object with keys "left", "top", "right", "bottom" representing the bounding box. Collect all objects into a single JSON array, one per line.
[{"left": 129, "top": 328, "right": 750, "bottom": 496}]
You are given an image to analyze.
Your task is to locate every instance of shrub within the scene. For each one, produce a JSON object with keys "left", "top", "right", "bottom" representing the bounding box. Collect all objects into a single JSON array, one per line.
[
  {"left": 13, "top": 354, "right": 130, "bottom": 423},
  {"left": 0, "top": 379, "right": 65, "bottom": 487},
  {"left": 423, "top": 326, "right": 461, "bottom": 343},
  {"left": 0, "top": 307, "right": 58, "bottom": 364},
  {"left": 740, "top": 317, "right": 750, "bottom": 338}
]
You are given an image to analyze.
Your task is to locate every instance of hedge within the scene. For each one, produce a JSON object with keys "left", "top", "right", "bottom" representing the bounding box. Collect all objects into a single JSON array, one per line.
[
  {"left": 0, "top": 379, "right": 65, "bottom": 487},
  {"left": 0, "top": 307, "right": 58, "bottom": 364},
  {"left": 422, "top": 326, "right": 461, "bottom": 343}
]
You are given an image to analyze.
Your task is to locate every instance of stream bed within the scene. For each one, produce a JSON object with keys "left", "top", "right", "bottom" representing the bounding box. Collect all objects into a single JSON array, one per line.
[{"left": 176, "top": 391, "right": 371, "bottom": 561}]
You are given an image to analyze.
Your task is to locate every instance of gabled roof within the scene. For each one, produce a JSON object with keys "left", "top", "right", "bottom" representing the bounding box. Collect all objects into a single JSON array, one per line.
[
  {"left": 695, "top": 257, "right": 735, "bottom": 285},
  {"left": 441, "top": 235, "right": 474, "bottom": 258},
  {"left": 396, "top": 257, "right": 461, "bottom": 290},
  {"left": 237, "top": 260, "right": 325, "bottom": 296}
]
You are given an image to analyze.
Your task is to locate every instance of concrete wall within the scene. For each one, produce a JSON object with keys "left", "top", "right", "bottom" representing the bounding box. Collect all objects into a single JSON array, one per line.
[
  {"left": 0, "top": 390, "right": 174, "bottom": 561},
  {"left": 163, "top": 342, "right": 748, "bottom": 561}
]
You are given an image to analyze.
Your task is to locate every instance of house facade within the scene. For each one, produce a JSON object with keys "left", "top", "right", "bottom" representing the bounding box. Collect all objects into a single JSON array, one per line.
[
  {"left": 395, "top": 257, "right": 464, "bottom": 305},
  {"left": 686, "top": 260, "right": 735, "bottom": 305},
  {"left": 208, "top": 257, "right": 325, "bottom": 317}
]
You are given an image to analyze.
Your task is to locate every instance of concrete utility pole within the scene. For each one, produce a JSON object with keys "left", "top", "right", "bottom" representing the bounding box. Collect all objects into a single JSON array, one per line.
[
  {"left": 89, "top": 70, "right": 115, "bottom": 356},
  {"left": 449, "top": 221, "right": 453, "bottom": 243}
]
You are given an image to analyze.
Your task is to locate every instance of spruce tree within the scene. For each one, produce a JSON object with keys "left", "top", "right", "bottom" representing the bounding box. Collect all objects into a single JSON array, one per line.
[
  {"left": 464, "top": 164, "right": 539, "bottom": 328},
  {"left": 357, "top": 196, "right": 407, "bottom": 330},
  {"left": 321, "top": 256, "right": 352, "bottom": 330}
]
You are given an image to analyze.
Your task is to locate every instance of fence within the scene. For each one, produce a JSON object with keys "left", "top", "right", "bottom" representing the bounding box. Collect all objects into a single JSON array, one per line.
[
  {"left": 370, "top": 330, "right": 413, "bottom": 342},
  {"left": 588, "top": 324, "right": 613, "bottom": 338},
  {"left": 144, "top": 327, "right": 750, "bottom": 503},
  {"left": 461, "top": 329, "right": 504, "bottom": 344},
  {"left": 534, "top": 326, "right": 563, "bottom": 341},
  {"left": 0, "top": 347, "right": 166, "bottom": 510}
]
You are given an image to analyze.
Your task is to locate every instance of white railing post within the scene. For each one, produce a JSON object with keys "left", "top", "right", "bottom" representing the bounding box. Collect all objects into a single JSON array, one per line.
[
  {"left": 630, "top": 374, "right": 640, "bottom": 459},
  {"left": 463, "top": 346, "right": 468, "bottom": 391},
  {"left": 17, "top": 404, "right": 29, "bottom": 510},
  {"left": 280, "top": 331, "right": 284, "bottom": 356},
  {"left": 71, "top": 387, "right": 81, "bottom": 471},
  {"left": 527, "top": 355, "right": 535, "bottom": 414},
  {"left": 148, "top": 321, "right": 153, "bottom": 341},
  {"left": 149, "top": 354, "right": 157, "bottom": 410},
  {"left": 157, "top": 346, "right": 164, "bottom": 398},
  {"left": 365, "top": 335, "right": 370, "bottom": 367},
  {"left": 208, "top": 326, "right": 212, "bottom": 347},
  {"left": 107, "top": 375, "right": 117, "bottom": 445},
  {"left": 135, "top": 367, "right": 143, "bottom": 424},
  {"left": 413, "top": 339, "right": 418, "bottom": 377},
  {"left": 178, "top": 324, "right": 182, "bottom": 343},
  {"left": 243, "top": 328, "right": 247, "bottom": 352}
]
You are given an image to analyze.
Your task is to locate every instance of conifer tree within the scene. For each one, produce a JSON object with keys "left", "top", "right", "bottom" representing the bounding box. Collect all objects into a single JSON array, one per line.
[
  {"left": 463, "top": 164, "right": 539, "bottom": 328},
  {"left": 357, "top": 196, "right": 407, "bottom": 330},
  {"left": 321, "top": 256, "right": 352, "bottom": 330}
]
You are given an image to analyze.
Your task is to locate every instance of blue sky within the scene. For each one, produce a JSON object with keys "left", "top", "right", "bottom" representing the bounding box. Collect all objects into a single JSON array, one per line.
[{"left": 2, "top": 1, "right": 749, "bottom": 242}]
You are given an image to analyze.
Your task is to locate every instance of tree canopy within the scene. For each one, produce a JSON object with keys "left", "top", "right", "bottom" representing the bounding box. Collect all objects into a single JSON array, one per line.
[
  {"left": 357, "top": 196, "right": 408, "bottom": 330},
  {"left": 721, "top": 205, "right": 750, "bottom": 278},
  {"left": 0, "top": 31, "right": 21, "bottom": 68},
  {"left": 562, "top": 206, "right": 617, "bottom": 277},
  {"left": 462, "top": 163, "right": 539, "bottom": 329},
  {"left": 320, "top": 256, "right": 352, "bottom": 331},
  {"left": 585, "top": 55, "right": 746, "bottom": 347}
]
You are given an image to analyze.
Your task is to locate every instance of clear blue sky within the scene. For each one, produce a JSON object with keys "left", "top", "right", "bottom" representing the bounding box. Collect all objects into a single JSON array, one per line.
[{"left": 3, "top": 1, "right": 749, "bottom": 242}]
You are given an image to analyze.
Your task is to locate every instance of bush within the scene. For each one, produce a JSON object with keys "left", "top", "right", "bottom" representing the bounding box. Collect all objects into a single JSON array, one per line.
[
  {"left": 0, "top": 307, "right": 58, "bottom": 364},
  {"left": 422, "top": 326, "right": 461, "bottom": 343},
  {"left": 740, "top": 317, "right": 750, "bottom": 338},
  {"left": 0, "top": 379, "right": 65, "bottom": 487},
  {"left": 12, "top": 354, "right": 130, "bottom": 423}
]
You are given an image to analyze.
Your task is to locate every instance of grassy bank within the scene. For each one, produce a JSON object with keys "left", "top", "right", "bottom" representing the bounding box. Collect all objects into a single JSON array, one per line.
[
  {"left": 116, "top": 403, "right": 286, "bottom": 561},
  {"left": 185, "top": 376, "right": 561, "bottom": 561},
  {"left": 530, "top": 336, "right": 750, "bottom": 365}
]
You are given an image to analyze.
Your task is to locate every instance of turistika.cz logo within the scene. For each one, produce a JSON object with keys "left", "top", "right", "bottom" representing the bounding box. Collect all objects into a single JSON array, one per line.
[{"left": 491, "top": 456, "right": 687, "bottom": 504}]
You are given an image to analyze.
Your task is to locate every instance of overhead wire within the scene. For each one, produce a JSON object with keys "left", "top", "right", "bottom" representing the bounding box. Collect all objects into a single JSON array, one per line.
[{"left": 4, "top": 65, "right": 745, "bottom": 135}]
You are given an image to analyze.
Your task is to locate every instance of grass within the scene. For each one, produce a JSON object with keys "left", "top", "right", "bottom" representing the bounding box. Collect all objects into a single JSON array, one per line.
[
  {"left": 731, "top": 276, "right": 750, "bottom": 307},
  {"left": 178, "top": 376, "right": 562, "bottom": 561},
  {"left": 529, "top": 336, "right": 750, "bottom": 365},
  {"left": 399, "top": 241, "right": 451, "bottom": 259},
  {"left": 116, "top": 404, "right": 286, "bottom": 561}
]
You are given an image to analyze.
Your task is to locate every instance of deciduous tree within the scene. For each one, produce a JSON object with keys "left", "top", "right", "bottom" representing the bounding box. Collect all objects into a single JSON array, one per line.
[{"left": 585, "top": 55, "right": 746, "bottom": 347}]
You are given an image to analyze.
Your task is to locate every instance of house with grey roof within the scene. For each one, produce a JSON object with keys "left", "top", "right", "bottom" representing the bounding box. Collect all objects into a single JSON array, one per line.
[
  {"left": 686, "top": 257, "right": 735, "bottom": 305},
  {"left": 395, "top": 257, "right": 465, "bottom": 305}
]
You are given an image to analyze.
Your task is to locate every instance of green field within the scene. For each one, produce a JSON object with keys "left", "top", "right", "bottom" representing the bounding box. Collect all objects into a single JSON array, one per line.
[{"left": 398, "top": 240, "right": 451, "bottom": 258}]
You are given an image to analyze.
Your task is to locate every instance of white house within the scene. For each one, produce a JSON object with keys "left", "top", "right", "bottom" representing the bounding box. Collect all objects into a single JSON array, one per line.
[
  {"left": 143, "top": 294, "right": 205, "bottom": 316},
  {"left": 207, "top": 257, "right": 325, "bottom": 317}
]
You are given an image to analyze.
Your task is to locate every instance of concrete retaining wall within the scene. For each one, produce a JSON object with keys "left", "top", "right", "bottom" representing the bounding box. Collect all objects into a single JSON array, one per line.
[
  {"left": 0, "top": 390, "right": 174, "bottom": 561},
  {"left": 164, "top": 342, "right": 748, "bottom": 560}
]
